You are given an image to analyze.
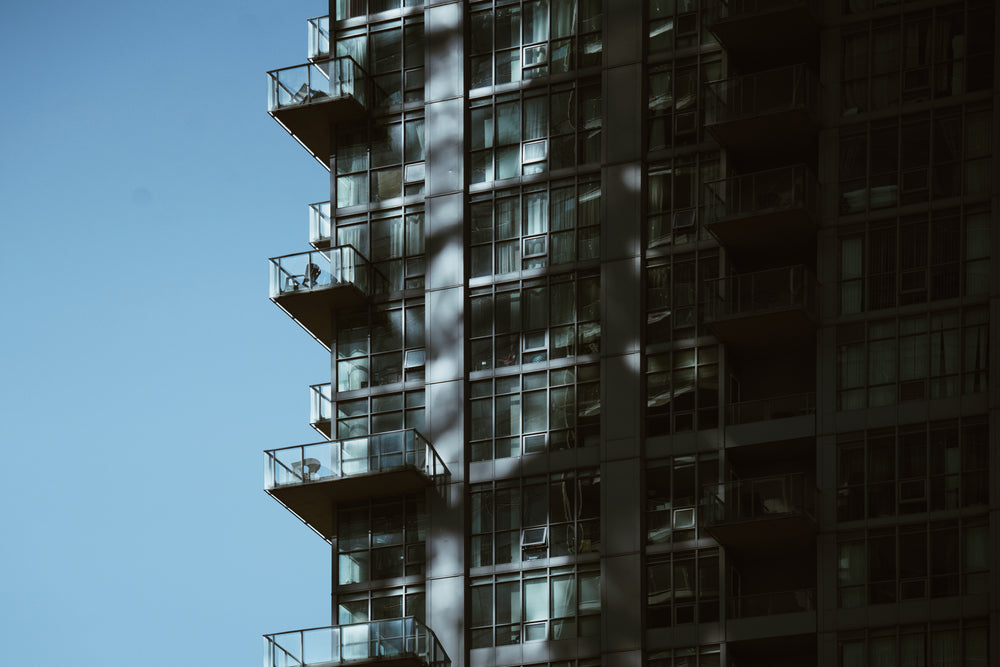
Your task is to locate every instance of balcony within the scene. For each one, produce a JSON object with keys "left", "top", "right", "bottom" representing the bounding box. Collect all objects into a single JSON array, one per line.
[
  {"left": 708, "top": 0, "right": 820, "bottom": 64},
  {"left": 265, "top": 429, "right": 448, "bottom": 540},
  {"left": 308, "top": 200, "right": 332, "bottom": 248},
  {"left": 701, "top": 473, "right": 816, "bottom": 554},
  {"left": 267, "top": 56, "right": 372, "bottom": 165},
  {"left": 728, "top": 393, "right": 815, "bottom": 425},
  {"left": 705, "top": 65, "right": 820, "bottom": 159},
  {"left": 265, "top": 618, "right": 451, "bottom": 667},
  {"left": 307, "top": 16, "right": 330, "bottom": 60},
  {"left": 269, "top": 246, "right": 386, "bottom": 349},
  {"left": 730, "top": 588, "right": 816, "bottom": 618},
  {"left": 310, "top": 383, "right": 333, "bottom": 438},
  {"left": 704, "top": 265, "right": 818, "bottom": 350},
  {"left": 703, "top": 165, "right": 819, "bottom": 263}
]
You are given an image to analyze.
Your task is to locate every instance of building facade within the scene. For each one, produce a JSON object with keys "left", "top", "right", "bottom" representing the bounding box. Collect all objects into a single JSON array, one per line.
[{"left": 263, "top": 1, "right": 998, "bottom": 666}]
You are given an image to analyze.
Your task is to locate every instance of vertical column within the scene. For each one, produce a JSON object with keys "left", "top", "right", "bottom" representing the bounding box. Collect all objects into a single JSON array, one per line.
[
  {"left": 601, "top": 1, "right": 646, "bottom": 665},
  {"left": 423, "top": 1, "right": 466, "bottom": 664}
]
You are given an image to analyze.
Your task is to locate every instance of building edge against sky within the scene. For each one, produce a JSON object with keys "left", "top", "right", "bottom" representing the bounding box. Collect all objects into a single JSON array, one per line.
[{"left": 262, "top": 1, "right": 999, "bottom": 666}]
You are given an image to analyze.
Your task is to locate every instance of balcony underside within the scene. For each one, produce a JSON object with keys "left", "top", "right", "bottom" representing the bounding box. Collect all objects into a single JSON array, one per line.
[
  {"left": 287, "top": 657, "right": 426, "bottom": 667},
  {"left": 711, "top": 7, "right": 819, "bottom": 64},
  {"left": 727, "top": 615, "right": 816, "bottom": 644},
  {"left": 707, "top": 208, "right": 816, "bottom": 265},
  {"left": 270, "top": 96, "right": 366, "bottom": 165},
  {"left": 268, "top": 467, "right": 434, "bottom": 541},
  {"left": 312, "top": 419, "right": 333, "bottom": 439},
  {"left": 707, "top": 308, "right": 816, "bottom": 351},
  {"left": 706, "top": 515, "right": 815, "bottom": 556},
  {"left": 272, "top": 283, "right": 368, "bottom": 350},
  {"left": 707, "top": 110, "right": 816, "bottom": 160}
]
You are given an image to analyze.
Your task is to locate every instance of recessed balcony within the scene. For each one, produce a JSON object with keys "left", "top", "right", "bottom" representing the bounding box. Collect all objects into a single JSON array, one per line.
[
  {"left": 264, "top": 429, "right": 449, "bottom": 541},
  {"left": 701, "top": 473, "right": 816, "bottom": 554},
  {"left": 708, "top": 0, "right": 820, "bottom": 64},
  {"left": 730, "top": 588, "right": 816, "bottom": 619},
  {"left": 267, "top": 56, "right": 373, "bottom": 165},
  {"left": 265, "top": 618, "right": 451, "bottom": 667},
  {"left": 703, "top": 165, "right": 819, "bottom": 263},
  {"left": 269, "top": 246, "right": 386, "bottom": 349},
  {"left": 307, "top": 15, "right": 330, "bottom": 60},
  {"left": 705, "top": 65, "right": 820, "bottom": 159},
  {"left": 310, "top": 383, "right": 333, "bottom": 438},
  {"left": 704, "top": 265, "right": 818, "bottom": 350}
]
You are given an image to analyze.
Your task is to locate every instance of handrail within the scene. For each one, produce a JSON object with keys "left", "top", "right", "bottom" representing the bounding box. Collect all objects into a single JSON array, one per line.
[
  {"left": 309, "top": 383, "right": 333, "bottom": 425},
  {"left": 307, "top": 15, "right": 330, "bottom": 59},
  {"left": 703, "top": 165, "right": 819, "bottom": 225},
  {"left": 705, "top": 64, "right": 820, "bottom": 124},
  {"left": 702, "top": 472, "right": 816, "bottom": 525},
  {"left": 727, "top": 392, "right": 816, "bottom": 424},
  {"left": 264, "top": 618, "right": 451, "bottom": 667},
  {"left": 730, "top": 587, "right": 816, "bottom": 617},
  {"left": 704, "top": 265, "right": 818, "bottom": 321},
  {"left": 268, "top": 245, "right": 388, "bottom": 299},
  {"left": 267, "top": 55, "right": 370, "bottom": 111}
]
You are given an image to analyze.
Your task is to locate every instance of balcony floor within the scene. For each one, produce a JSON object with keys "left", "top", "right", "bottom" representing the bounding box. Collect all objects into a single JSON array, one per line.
[
  {"left": 271, "top": 96, "right": 367, "bottom": 165},
  {"left": 268, "top": 466, "right": 435, "bottom": 541},
  {"left": 272, "top": 282, "right": 369, "bottom": 350}
]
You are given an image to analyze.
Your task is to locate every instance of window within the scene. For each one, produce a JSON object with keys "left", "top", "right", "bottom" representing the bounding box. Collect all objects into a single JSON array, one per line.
[
  {"left": 469, "top": 565, "right": 600, "bottom": 647},
  {"left": 335, "top": 0, "right": 423, "bottom": 21},
  {"left": 839, "top": 104, "right": 991, "bottom": 214},
  {"left": 647, "top": 250, "right": 719, "bottom": 343},
  {"left": 840, "top": 622, "right": 988, "bottom": 667},
  {"left": 469, "top": 364, "right": 600, "bottom": 461},
  {"left": 334, "top": 206, "right": 425, "bottom": 291},
  {"left": 338, "top": 495, "right": 426, "bottom": 584},
  {"left": 647, "top": 549, "right": 720, "bottom": 627},
  {"left": 335, "top": 14, "right": 424, "bottom": 106},
  {"left": 839, "top": 207, "right": 990, "bottom": 313},
  {"left": 470, "top": 79, "right": 602, "bottom": 184},
  {"left": 336, "top": 389, "right": 425, "bottom": 439},
  {"left": 648, "top": 646, "right": 721, "bottom": 667},
  {"left": 648, "top": 0, "right": 717, "bottom": 53},
  {"left": 470, "top": 273, "right": 600, "bottom": 370},
  {"left": 836, "top": 417, "right": 989, "bottom": 521},
  {"left": 470, "top": 177, "right": 601, "bottom": 278},
  {"left": 837, "top": 306, "right": 988, "bottom": 409},
  {"left": 837, "top": 519, "right": 988, "bottom": 607},
  {"left": 646, "top": 454, "right": 719, "bottom": 545},
  {"left": 647, "top": 345, "right": 719, "bottom": 434},
  {"left": 841, "top": 1, "right": 994, "bottom": 113},
  {"left": 470, "top": 0, "right": 603, "bottom": 89},
  {"left": 337, "top": 585, "right": 425, "bottom": 632},
  {"left": 648, "top": 59, "right": 722, "bottom": 153},
  {"left": 336, "top": 115, "right": 426, "bottom": 208},
  {"left": 471, "top": 470, "right": 600, "bottom": 567},
  {"left": 336, "top": 299, "right": 425, "bottom": 391},
  {"left": 647, "top": 155, "right": 720, "bottom": 247}
]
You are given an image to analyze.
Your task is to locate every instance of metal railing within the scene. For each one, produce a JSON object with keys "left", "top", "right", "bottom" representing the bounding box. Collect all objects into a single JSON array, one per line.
[
  {"left": 265, "top": 429, "right": 448, "bottom": 489},
  {"left": 265, "top": 618, "right": 451, "bottom": 667},
  {"left": 705, "top": 64, "right": 819, "bottom": 125},
  {"left": 269, "top": 245, "right": 386, "bottom": 299},
  {"left": 307, "top": 15, "right": 330, "bottom": 60},
  {"left": 309, "top": 383, "right": 333, "bottom": 427},
  {"left": 702, "top": 472, "right": 815, "bottom": 526},
  {"left": 727, "top": 392, "right": 815, "bottom": 424},
  {"left": 268, "top": 56, "right": 368, "bottom": 111},
  {"left": 308, "top": 201, "right": 332, "bottom": 245},
  {"left": 716, "top": 0, "right": 817, "bottom": 20},
  {"left": 704, "top": 165, "right": 819, "bottom": 226},
  {"left": 730, "top": 588, "right": 816, "bottom": 618},
  {"left": 704, "top": 265, "right": 818, "bottom": 322}
]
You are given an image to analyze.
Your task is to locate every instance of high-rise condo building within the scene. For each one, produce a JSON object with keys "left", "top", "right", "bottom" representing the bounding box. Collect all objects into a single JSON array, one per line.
[{"left": 262, "top": 1, "right": 998, "bottom": 666}]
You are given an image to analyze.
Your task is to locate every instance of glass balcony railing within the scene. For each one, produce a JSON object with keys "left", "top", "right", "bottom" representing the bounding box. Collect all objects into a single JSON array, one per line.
[
  {"left": 716, "top": 0, "right": 817, "bottom": 21},
  {"left": 307, "top": 15, "right": 330, "bottom": 60},
  {"left": 705, "top": 265, "right": 818, "bottom": 323},
  {"left": 702, "top": 473, "right": 815, "bottom": 527},
  {"left": 704, "top": 165, "right": 819, "bottom": 227},
  {"left": 730, "top": 588, "right": 816, "bottom": 618},
  {"left": 309, "top": 383, "right": 332, "bottom": 429},
  {"left": 308, "top": 201, "right": 332, "bottom": 246},
  {"left": 727, "top": 392, "right": 816, "bottom": 424},
  {"left": 265, "top": 429, "right": 448, "bottom": 490},
  {"left": 269, "top": 245, "right": 385, "bottom": 300},
  {"left": 705, "top": 64, "right": 820, "bottom": 125},
  {"left": 265, "top": 618, "right": 451, "bottom": 667},
  {"left": 267, "top": 56, "right": 369, "bottom": 112}
]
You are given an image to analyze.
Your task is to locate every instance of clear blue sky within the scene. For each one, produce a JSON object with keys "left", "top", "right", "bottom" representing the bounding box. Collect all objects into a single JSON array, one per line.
[{"left": 0, "top": 2, "right": 338, "bottom": 664}]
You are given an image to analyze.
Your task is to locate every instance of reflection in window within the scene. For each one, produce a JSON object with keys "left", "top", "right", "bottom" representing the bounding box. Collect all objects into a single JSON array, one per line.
[
  {"left": 469, "top": 565, "right": 600, "bottom": 647},
  {"left": 647, "top": 345, "right": 719, "bottom": 435},
  {"left": 338, "top": 495, "right": 426, "bottom": 584},
  {"left": 469, "top": 0, "right": 603, "bottom": 89},
  {"left": 471, "top": 470, "right": 600, "bottom": 567},
  {"left": 647, "top": 155, "right": 720, "bottom": 247},
  {"left": 836, "top": 417, "right": 988, "bottom": 521},
  {"left": 470, "top": 273, "right": 600, "bottom": 370},
  {"left": 839, "top": 621, "right": 988, "bottom": 667},
  {"left": 647, "top": 549, "right": 720, "bottom": 627},
  {"left": 647, "top": 250, "right": 719, "bottom": 343},
  {"left": 648, "top": 0, "right": 717, "bottom": 53},
  {"left": 648, "top": 59, "right": 721, "bottom": 153},
  {"left": 469, "top": 364, "right": 600, "bottom": 461},
  {"left": 336, "top": 115, "right": 426, "bottom": 208},
  {"left": 646, "top": 454, "right": 719, "bottom": 546},
  {"left": 837, "top": 307, "right": 988, "bottom": 410},
  {"left": 337, "top": 390, "right": 425, "bottom": 439},
  {"left": 471, "top": 79, "right": 602, "bottom": 184},
  {"left": 648, "top": 645, "right": 721, "bottom": 667},
  {"left": 337, "top": 584, "right": 425, "bottom": 628},
  {"left": 334, "top": 206, "right": 425, "bottom": 291},
  {"left": 336, "top": 299, "right": 425, "bottom": 391},
  {"left": 470, "top": 177, "right": 601, "bottom": 278},
  {"left": 335, "top": 15, "right": 425, "bottom": 106}
]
